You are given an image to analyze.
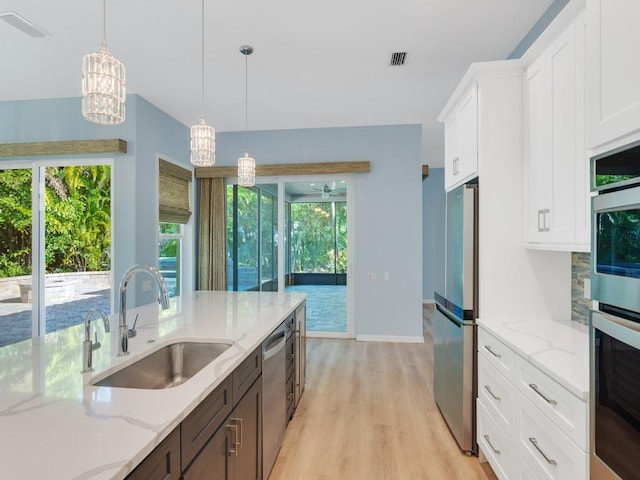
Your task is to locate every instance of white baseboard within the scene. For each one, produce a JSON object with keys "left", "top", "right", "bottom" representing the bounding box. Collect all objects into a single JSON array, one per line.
[{"left": 355, "top": 334, "right": 424, "bottom": 344}]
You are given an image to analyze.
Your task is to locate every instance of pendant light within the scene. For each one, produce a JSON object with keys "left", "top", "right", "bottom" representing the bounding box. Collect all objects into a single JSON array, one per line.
[
  {"left": 190, "top": 0, "right": 215, "bottom": 166},
  {"left": 238, "top": 45, "right": 256, "bottom": 187},
  {"left": 81, "top": 0, "right": 126, "bottom": 125}
]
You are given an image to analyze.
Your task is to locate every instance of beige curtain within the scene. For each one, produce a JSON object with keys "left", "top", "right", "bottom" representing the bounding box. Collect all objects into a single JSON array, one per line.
[{"left": 198, "top": 177, "right": 227, "bottom": 290}]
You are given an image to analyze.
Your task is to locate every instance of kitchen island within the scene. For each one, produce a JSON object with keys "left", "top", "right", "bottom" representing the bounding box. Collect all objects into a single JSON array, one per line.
[{"left": 0, "top": 291, "right": 306, "bottom": 480}]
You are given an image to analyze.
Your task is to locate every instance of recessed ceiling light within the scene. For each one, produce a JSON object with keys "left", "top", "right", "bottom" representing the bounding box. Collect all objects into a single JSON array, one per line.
[{"left": 0, "top": 11, "right": 49, "bottom": 38}]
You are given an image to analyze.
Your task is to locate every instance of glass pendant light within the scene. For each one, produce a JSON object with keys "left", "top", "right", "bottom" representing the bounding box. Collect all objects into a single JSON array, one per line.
[
  {"left": 190, "top": 0, "right": 215, "bottom": 166},
  {"left": 81, "top": 0, "right": 126, "bottom": 125},
  {"left": 238, "top": 45, "right": 256, "bottom": 187}
]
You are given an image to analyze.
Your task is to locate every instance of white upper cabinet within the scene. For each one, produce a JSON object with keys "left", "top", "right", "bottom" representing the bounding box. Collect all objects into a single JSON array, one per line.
[
  {"left": 443, "top": 84, "right": 478, "bottom": 191},
  {"left": 587, "top": 0, "right": 640, "bottom": 150},
  {"left": 523, "top": 13, "right": 589, "bottom": 251},
  {"left": 439, "top": 63, "right": 522, "bottom": 192}
]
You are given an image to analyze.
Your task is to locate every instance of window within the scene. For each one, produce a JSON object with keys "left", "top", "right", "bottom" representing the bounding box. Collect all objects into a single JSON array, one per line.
[
  {"left": 159, "top": 223, "right": 182, "bottom": 297},
  {"left": 158, "top": 159, "right": 192, "bottom": 297}
]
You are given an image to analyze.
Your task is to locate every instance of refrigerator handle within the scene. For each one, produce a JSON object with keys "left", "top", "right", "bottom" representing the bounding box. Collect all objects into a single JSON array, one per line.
[{"left": 436, "top": 303, "right": 464, "bottom": 328}]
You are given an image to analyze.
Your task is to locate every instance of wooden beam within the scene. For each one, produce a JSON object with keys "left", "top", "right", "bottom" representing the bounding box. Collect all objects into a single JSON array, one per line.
[
  {"left": 0, "top": 139, "right": 127, "bottom": 158},
  {"left": 195, "top": 161, "right": 370, "bottom": 179},
  {"left": 422, "top": 165, "right": 429, "bottom": 179}
]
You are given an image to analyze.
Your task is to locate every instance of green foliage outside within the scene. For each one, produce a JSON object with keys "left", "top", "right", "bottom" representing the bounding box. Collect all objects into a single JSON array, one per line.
[
  {"left": 595, "top": 174, "right": 636, "bottom": 187},
  {"left": 226, "top": 185, "right": 347, "bottom": 286},
  {"left": 0, "top": 166, "right": 111, "bottom": 278},
  {"left": 290, "top": 202, "right": 347, "bottom": 274},
  {"left": 0, "top": 169, "right": 31, "bottom": 277},
  {"left": 159, "top": 223, "right": 179, "bottom": 258},
  {"left": 597, "top": 210, "right": 640, "bottom": 265},
  {"left": 227, "top": 185, "right": 259, "bottom": 271}
]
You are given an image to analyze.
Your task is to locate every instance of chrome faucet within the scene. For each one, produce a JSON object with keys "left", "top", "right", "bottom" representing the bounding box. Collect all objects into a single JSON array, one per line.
[
  {"left": 117, "top": 264, "right": 170, "bottom": 356},
  {"left": 82, "top": 308, "right": 110, "bottom": 373}
]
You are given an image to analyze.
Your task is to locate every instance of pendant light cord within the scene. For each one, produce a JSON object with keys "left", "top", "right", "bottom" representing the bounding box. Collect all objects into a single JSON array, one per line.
[
  {"left": 244, "top": 53, "right": 249, "bottom": 149},
  {"left": 102, "top": 0, "right": 106, "bottom": 43},
  {"left": 201, "top": 0, "right": 205, "bottom": 117}
]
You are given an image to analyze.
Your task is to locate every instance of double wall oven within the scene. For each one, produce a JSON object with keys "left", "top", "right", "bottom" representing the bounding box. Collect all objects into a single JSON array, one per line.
[{"left": 590, "top": 142, "right": 640, "bottom": 480}]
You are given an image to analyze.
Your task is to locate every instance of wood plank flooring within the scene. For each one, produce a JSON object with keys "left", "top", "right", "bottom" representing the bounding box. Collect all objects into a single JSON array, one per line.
[{"left": 270, "top": 308, "right": 497, "bottom": 480}]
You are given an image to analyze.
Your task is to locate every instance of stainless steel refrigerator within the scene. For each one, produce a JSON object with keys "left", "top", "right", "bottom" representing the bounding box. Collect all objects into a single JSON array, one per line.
[{"left": 433, "top": 181, "right": 478, "bottom": 455}]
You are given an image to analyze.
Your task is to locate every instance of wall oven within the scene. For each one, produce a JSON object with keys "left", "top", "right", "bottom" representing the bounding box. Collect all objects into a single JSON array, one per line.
[
  {"left": 591, "top": 310, "right": 640, "bottom": 479},
  {"left": 591, "top": 141, "right": 640, "bottom": 479},
  {"left": 591, "top": 184, "right": 640, "bottom": 313}
]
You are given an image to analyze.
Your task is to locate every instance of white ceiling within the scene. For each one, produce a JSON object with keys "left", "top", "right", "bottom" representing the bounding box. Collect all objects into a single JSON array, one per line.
[{"left": 0, "top": 0, "right": 554, "bottom": 167}]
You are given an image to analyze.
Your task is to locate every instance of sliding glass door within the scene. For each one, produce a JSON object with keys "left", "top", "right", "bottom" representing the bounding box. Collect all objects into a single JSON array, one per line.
[
  {"left": 227, "top": 184, "right": 278, "bottom": 291},
  {"left": 0, "top": 161, "right": 112, "bottom": 347}
]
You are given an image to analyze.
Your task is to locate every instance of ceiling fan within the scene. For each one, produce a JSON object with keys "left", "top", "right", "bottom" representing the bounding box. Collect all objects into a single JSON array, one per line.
[{"left": 311, "top": 182, "right": 339, "bottom": 198}]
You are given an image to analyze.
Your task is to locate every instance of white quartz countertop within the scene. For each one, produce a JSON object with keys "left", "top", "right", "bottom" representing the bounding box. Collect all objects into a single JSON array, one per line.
[
  {"left": 0, "top": 291, "right": 306, "bottom": 480},
  {"left": 477, "top": 317, "right": 589, "bottom": 400}
]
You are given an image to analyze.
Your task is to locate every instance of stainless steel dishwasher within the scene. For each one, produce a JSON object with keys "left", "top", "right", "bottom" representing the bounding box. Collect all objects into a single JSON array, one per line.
[{"left": 262, "top": 319, "right": 288, "bottom": 479}]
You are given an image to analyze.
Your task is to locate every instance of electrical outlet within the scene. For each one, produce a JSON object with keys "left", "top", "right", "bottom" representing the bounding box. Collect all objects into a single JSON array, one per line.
[
  {"left": 583, "top": 278, "right": 591, "bottom": 300},
  {"left": 384, "top": 272, "right": 390, "bottom": 281},
  {"left": 368, "top": 272, "right": 376, "bottom": 281},
  {"left": 143, "top": 279, "right": 152, "bottom": 291}
]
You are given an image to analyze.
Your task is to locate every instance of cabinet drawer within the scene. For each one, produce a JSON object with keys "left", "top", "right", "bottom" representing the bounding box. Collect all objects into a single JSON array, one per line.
[
  {"left": 516, "top": 394, "right": 587, "bottom": 480},
  {"left": 232, "top": 346, "right": 262, "bottom": 406},
  {"left": 478, "top": 327, "right": 516, "bottom": 382},
  {"left": 478, "top": 356, "right": 517, "bottom": 436},
  {"left": 518, "top": 451, "right": 540, "bottom": 480},
  {"left": 515, "top": 355, "right": 588, "bottom": 449},
  {"left": 181, "top": 376, "right": 233, "bottom": 470},
  {"left": 478, "top": 400, "right": 514, "bottom": 480}
]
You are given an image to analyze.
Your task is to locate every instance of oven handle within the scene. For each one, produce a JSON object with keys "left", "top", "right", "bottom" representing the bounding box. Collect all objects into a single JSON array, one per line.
[{"left": 592, "top": 310, "right": 640, "bottom": 350}]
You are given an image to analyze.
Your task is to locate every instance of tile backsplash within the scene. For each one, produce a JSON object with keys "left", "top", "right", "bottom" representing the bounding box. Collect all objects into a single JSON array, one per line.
[{"left": 571, "top": 252, "right": 590, "bottom": 325}]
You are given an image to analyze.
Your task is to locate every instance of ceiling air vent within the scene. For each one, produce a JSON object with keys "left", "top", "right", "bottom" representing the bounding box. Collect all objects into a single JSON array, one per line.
[
  {"left": 0, "top": 12, "right": 49, "bottom": 38},
  {"left": 390, "top": 52, "right": 407, "bottom": 66}
]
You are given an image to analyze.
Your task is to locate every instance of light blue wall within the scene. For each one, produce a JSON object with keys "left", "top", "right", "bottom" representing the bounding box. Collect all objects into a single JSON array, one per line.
[
  {"left": 0, "top": 97, "right": 422, "bottom": 338},
  {"left": 0, "top": 95, "right": 190, "bottom": 310},
  {"left": 508, "top": 0, "right": 570, "bottom": 59},
  {"left": 216, "top": 124, "right": 424, "bottom": 340},
  {"left": 422, "top": 168, "right": 445, "bottom": 302}
]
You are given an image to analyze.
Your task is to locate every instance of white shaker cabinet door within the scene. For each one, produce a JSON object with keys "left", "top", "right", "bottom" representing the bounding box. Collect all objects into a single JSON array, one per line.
[{"left": 587, "top": 0, "right": 640, "bottom": 150}]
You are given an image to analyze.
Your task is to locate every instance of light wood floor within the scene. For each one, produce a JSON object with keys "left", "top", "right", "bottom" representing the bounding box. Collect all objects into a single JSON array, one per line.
[{"left": 269, "top": 307, "right": 498, "bottom": 480}]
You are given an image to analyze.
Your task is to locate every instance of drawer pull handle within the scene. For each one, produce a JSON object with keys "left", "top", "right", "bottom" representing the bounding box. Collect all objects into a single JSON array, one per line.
[
  {"left": 529, "top": 437, "right": 557, "bottom": 466},
  {"left": 483, "top": 435, "right": 500, "bottom": 455},
  {"left": 528, "top": 383, "right": 557, "bottom": 406},
  {"left": 484, "top": 345, "right": 501, "bottom": 358},
  {"left": 228, "top": 422, "right": 239, "bottom": 456},
  {"left": 484, "top": 385, "right": 501, "bottom": 401}
]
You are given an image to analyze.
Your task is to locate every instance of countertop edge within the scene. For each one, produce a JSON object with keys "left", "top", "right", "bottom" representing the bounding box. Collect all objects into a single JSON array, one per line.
[{"left": 477, "top": 317, "right": 589, "bottom": 401}]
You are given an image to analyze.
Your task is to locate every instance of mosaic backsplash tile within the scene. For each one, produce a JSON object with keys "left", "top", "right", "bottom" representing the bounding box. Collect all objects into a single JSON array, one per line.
[{"left": 571, "top": 252, "right": 590, "bottom": 325}]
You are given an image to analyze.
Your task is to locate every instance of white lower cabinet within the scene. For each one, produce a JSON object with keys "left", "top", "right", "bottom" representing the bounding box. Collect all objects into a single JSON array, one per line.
[
  {"left": 518, "top": 452, "right": 538, "bottom": 480},
  {"left": 517, "top": 395, "right": 588, "bottom": 480},
  {"left": 477, "top": 326, "right": 588, "bottom": 480},
  {"left": 478, "top": 400, "right": 514, "bottom": 480}
]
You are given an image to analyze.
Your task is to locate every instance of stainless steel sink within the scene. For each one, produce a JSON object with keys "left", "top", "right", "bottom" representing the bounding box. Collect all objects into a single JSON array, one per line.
[{"left": 92, "top": 341, "right": 232, "bottom": 389}]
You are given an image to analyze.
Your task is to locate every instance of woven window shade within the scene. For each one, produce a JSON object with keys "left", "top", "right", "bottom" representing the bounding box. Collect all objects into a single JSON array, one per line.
[{"left": 159, "top": 159, "right": 193, "bottom": 224}]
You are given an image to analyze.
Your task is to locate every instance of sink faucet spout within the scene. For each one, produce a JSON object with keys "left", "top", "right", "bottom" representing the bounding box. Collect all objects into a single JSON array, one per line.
[
  {"left": 82, "top": 308, "right": 110, "bottom": 373},
  {"left": 118, "top": 264, "right": 170, "bottom": 356}
]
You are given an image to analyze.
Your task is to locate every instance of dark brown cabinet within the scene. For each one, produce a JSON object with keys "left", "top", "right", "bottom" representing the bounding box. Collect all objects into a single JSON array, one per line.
[
  {"left": 182, "top": 376, "right": 233, "bottom": 469},
  {"left": 229, "top": 376, "right": 262, "bottom": 480},
  {"left": 182, "top": 422, "right": 232, "bottom": 480},
  {"left": 184, "top": 377, "right": 261, "bottom": 480},
  {"left": 125, "top": 346, "right": 263, "bottom": 480},
  {"left": 125, "top": 426, "right": 181, "bottom": 480}
]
